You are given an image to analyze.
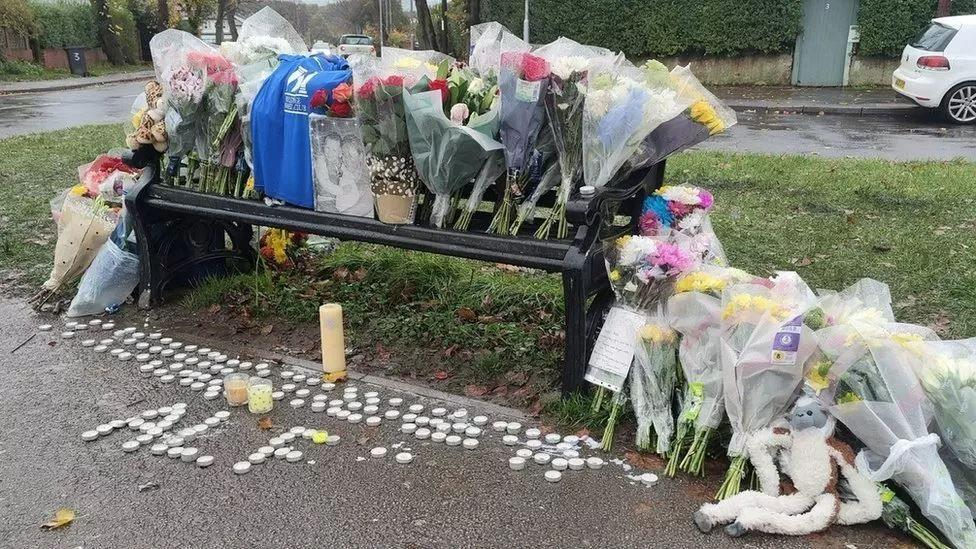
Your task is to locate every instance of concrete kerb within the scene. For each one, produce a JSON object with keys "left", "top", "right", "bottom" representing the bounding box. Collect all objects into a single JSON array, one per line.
[
  {"left": 168, "top": 329, "right": 529, "bottom": 421},
  {"left": 726, "top": 101, "right": 919, "bottom": 116},
  {"left": 0, "top": 71, "right": 154, "bottom": 95}
]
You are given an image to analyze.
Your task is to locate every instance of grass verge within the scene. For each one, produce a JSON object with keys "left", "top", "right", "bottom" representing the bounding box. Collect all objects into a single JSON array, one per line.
[{"left": 0, "top": 61, "right": 149, "bottom": 83}]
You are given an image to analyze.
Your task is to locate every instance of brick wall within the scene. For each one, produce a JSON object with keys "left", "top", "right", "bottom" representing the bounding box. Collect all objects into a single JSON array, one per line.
[{"left": 0, "top": 47, "right": 108, "bottom": 69}]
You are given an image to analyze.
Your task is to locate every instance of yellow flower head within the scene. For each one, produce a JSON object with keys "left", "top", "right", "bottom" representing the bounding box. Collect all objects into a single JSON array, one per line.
[
  {"left": 131, "top": 108, "right": 147, "bottom": 129},
  {"left": 805, "top": 359, "right": 833, "bottom": 394},
  {"left": 615, "top": 235, "right": 632, "bottom": 249},
  {"left": 722, "top": 293, "right": 789, "bottom": 321},
  {"left": 690, "top": 100, "right": 725, "bottom": 135},
  {"left": 69, "top": 184, "right": 87, "bottom": 197},
  {"left": 675, "top": 272, "right": 727, "bottom": 294},
  {"left": 640, "top": 323, "right": 675, "bottom": 345},
  {"left": 609, "top": 270, "right": 621, "bottom": 282}
]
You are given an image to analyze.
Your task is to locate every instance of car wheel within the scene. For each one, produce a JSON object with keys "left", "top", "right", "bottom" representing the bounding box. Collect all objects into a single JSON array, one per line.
[{"left": 941, "top": 82, "right": 976, "bottom": 124}]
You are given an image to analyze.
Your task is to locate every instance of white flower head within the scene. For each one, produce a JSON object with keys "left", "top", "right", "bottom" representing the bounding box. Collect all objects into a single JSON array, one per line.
[
  {"left": 467, "top": 77, "right": 486, "bottom": 95},
  {"left": 660, "top": 185, "right": 701, "bottom": 205},
  {"left": 618, "top": 236, "right": 658, "bottom": 266},
  {"left": 551, "top": 56, "right": 589, "bottom": 80}
]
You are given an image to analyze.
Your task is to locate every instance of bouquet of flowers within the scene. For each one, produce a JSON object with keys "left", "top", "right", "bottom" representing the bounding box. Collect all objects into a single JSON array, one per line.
[
  {"left": 149, "top": 29, "right": 214, "bottom": 186},
  {"left": 579, "top": 62, "right": 658, "bottom": 192},
  {"left": 516, "top": 38, "right": 613, "bottom": 239},
  {"left": 917, "top": 339, "right": 976, "bottom": 471},
  {"left": 469, "top": 21, "right": 529, "bottom": 78},
  {"left": 402, "top": 84, "right": 503, "bottom": 228},
  {"left": 190, "top": 50, "right": 242, "bottom": 194},
  {"left": 310, "top": 80, "right": 373, "bottom": 217},
  {"left": 828, "top": 333, "right": 976, "bottom": 549},
  {"left": 878, "top": 483, "right": 953, "bottom": 549},
  {"left": 715, "top": 272, "right": 819, "bottom": 499},
  {"left": 623, "top": 62, "right": 736, "bottom": 174},
  {"left": 640, "top": 184, "right": 726, "bottom": 265},
  {"left": 586, "top": 235, "right": 696, "bottom": 450},
  {"left": 630, "top": 316, "right": 679, "bottom": 454},
  {"left": 488, "top": 51, "right": 550, "bottom": 234},
  {"left": 666, "top": 266, "right": 755, "bottom": 476}
]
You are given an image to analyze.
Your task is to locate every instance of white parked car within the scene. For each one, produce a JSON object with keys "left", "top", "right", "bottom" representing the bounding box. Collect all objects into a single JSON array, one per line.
[
  {"left": 336, "top": 34, "right": 376, "bottom": 57},
  {"left": 892, "top": 15, "right": 976, "bottom": 124}
]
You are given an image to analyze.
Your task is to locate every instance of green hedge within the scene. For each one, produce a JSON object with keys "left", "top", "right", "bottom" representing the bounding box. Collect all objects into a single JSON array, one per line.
[
  {"left": 480, "top": 0, "right": 803, "bottom": 57},
  {"left": 29, "top": 0, "right": 97, "bottom": 48},
  {"left": 109, "top": 0, "right": 140, "bottom": 63},
  {"left": 858, "top": 0, "right": 976, "bottom": 57}
]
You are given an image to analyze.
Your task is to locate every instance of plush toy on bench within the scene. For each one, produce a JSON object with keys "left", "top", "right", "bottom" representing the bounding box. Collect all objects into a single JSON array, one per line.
[{"left": 693, "top": 397, "right": 882, "bottom": 538}]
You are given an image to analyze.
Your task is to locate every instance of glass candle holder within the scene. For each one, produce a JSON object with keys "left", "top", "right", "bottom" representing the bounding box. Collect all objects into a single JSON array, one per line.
[
  {"left": 225, "top": 373, "right": 249, "bottom": 407},
  {"left": 247, "top": 377, "right": 273, "bottom": 414}
]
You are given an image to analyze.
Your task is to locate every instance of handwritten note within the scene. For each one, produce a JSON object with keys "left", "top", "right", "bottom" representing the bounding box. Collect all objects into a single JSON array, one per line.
[{"left": 585, "top": 306, "right": 645, "bottom": 392}]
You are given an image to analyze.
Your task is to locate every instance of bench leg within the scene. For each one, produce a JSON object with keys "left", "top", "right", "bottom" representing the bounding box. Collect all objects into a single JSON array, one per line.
[{"left": 562, "top": 269, "right": 588, "bottom": 395}]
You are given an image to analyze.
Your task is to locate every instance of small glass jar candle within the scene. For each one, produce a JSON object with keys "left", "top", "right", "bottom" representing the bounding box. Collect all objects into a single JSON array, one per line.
[
  {"left": 247, "top": 377, "right": 274, "bottom": 414},
  {"left": 225, "top": 373, "right": 249, "bottom": 407}
]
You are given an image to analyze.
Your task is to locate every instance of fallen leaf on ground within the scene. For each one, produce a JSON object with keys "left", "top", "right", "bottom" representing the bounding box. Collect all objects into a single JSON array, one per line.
[
  {"left": 138, "top": 482, "right": 159, "bottom": 492},
  {"left": 527, "top": 399, "right": 543, "bottom": 416},
  {"left": 495, "top": 263, "right": 520, "bottom": 273},
  {"left": 433, "top": 370, "right": 452, "bottom": 381},
  {"left": 257, "top": 417, "right": 273, "bottom": 430},
  {"left": 352, "top": 267, "right": 367, "bottom": 281},
  {"left": 260, "top": 324, "right": 274, "bottom": 335},
  {"left": 456, "top": 307, "right": 477, "bottom": 322},
  {"left": 332, "top": 266, "right": 350, "bottom": 281},
  {"left": 464, "top": 384, "right": 489, "bottom": 397},
  {"left": 208, "top": 304, "right": 221, "bottom": 315},
  {"left": 442, "top": 345, "right": 460, "bottom": 358},
  {"left": 575, "top": 427, "right": 590, "bottom": 439},
  {"left": 505, "top": 371, "right": 528, "bottom": 387},
  {"left": 792, "top": 257, "right": 814, "bottom": 267},
  {"left": 40, "top": 508, "right": 75, "bottom": 530}
]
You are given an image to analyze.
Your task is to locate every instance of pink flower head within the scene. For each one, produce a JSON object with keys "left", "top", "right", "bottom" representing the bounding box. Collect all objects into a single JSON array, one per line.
[
  {"left": 450, "top": 103, "right": 470, "bottom": 124},
  {"left": 357, "top": 77, "right": 380, "bottom": 99},
  {"left": 501, "top": 52, "right": 550, "bottom": 82},
  {"left": 187, "top": 51, "right": 232, "bottom": 78},
  {"left": 668, "top": 200, "right": 693, "bottom": 219},
  {"left": 383, "top": 75, "right": 405, "bottom": 87},
  {"left": 649, "top": 243, "right": 693, "bottom": 273},
  {"left": 698, "top": 189, "right": 714, "bottom": 210},
  {"left": 210, "top": 68, "right": 238, "bottom": 86},
  {"left": 638, "top": 211, "right": 660, "bottom": 235}
]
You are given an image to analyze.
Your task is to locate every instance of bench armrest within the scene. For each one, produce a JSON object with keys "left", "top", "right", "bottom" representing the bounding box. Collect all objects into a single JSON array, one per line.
[{"left": 564, "top": 163, "right": 663, "bottom": 227}]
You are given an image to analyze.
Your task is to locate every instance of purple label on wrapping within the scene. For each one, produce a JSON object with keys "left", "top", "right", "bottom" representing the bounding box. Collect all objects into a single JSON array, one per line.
[{"left": 770, "top": 315, "right": 803, "bottom": 365}]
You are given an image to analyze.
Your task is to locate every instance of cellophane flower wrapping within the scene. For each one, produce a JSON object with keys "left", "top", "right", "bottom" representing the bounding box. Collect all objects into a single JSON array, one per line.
[
  {"left": 584, "top": 235, "right": 696, "bottom": 392},
  {"left": 669, "top": 266, "right": 757, "bottom": 434},
  {"left": 222, "top": 7, "right": 306, "bottom": 169},
  {"left": 382, "top": 47, "right": 454, "bottom": 86},
  {"left": 191, "top": 50, "right": 239, "bottom": 189},
  {"left": 630, "top": 316, "right": 679, "bottom": 454},
  {"left": 828, "top": 333, "right": 976, "bottom": 549},
  {"left": 914, "top": 339, "right": 976, "bottom": 471},
  {"left": 720, "top": 272, "right": 819, "bottom": 457},
  {"left": 498, "top": 52, "right": 550, "bottom": 186},
  {"left": 624, "top": 62, "right": 737, "bottom": 173},
  {"left": 354, "top": 55, "right": 433, "bottom": 207},
  {"left": 309, "top": 114, "right": 373, "bottom": 217},
  {"left": 150, "top": 30, "right": 213, "bottom": 161},
  {"left": 469, "top": 21, "right": 528, "bottom": 77},
  {"left": 402, "top": 89, "right": 503, "bottom": 227},
  {"left": 581, "top": 61, "right": 658, "bottom": 189}
]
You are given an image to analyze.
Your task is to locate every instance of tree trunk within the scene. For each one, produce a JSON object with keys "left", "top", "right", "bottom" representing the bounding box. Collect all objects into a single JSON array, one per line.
[
  {"left": 438, "top": 0, "right": 449, "bottom": 53},
  {"left": 937, "top": 0, "right": 952, "bottom": 17},
  {"left": 466, "top": 0, "right": 479, "bottom": 29},
  {"left": 215, "top": 0, "right": 226, "bottom": 44},
  {"left": 157, "top": 0, "right": 168, "bottom": 30},
  {"left": 414, "top": 0, "right": 438, "bottom": 51},
  {"left": 227, "top": 0, "right": 239, "bottom": 40},
  {"left": 91, "top": 0, "right": 126, "bottom": 65}
]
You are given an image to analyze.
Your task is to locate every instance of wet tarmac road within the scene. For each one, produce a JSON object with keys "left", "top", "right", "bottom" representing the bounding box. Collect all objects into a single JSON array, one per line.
[
  {"left": 0, "top": 81, "right": 973, "bottom": 161},
  {"left": 696, "top": 108, "right": 976, "bottom": 161},
  {"left": 0, "top": 81, "right": 144, "bottom": 139}
]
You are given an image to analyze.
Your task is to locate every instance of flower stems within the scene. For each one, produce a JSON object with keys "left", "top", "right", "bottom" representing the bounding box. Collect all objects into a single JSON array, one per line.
[
  {"left": 592, "top": 386, "right": 606, "bottom": 414},
  {"left": 908, "top": 520, "right": 951, "bottom": 549},
  {"left": 601, "top": 392, "right": 624, "bottom": 452},
  {"left": 714, "top": 455, "right": 749, "bottom": 500},
  {"left": 680, "top": 427, "right": 712, "bottom": 476},
  {"left": 665, "top": 420, "right": 692, "bottom": 477}
]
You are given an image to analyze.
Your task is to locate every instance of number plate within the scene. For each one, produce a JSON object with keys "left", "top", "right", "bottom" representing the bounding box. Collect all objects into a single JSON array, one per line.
[{"left": 895, "top": 78, "right": 906, "bottom": 89}]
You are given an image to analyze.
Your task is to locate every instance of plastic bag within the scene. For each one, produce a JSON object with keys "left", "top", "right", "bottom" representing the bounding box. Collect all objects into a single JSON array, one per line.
[
  {"left": 829, "top": 338, "right": 976, "bottom": 549},
  {"left": 402, "top": 89, "right": 504, "bottom": 227},
  {"left": 630, "top": 314, "right": 679, "bottom": 454},
  {"left": 67, "top": 239, "right": 140, "bottom": 317},
  {"left": 150, "top": 30, "right": 214, "bottom": 160},
  {"left": 310, "top": 114, "right": 373, "bottom": 217},
  {"left": 383, "top": 47, "right": 454, "bottom": 86},
  {"left": 669, "top": 289, "right": 726, "bottom": 432},
  {"left": 910, "top": 338, "right": 976, "bottom": 471},
  {"left": 42, "top": 194, "right": 118, "bottom": 292}
]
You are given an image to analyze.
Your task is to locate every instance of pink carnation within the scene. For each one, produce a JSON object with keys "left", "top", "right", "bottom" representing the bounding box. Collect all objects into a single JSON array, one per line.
[
  {"left": 650, "top": 243, "right": 693, "bottom": 273},
  {"left": 501, "top": 52, "right": 550, "bottom": 82},
  {"left": 668, "top": 200, "right": 693, "bottom": 219},
  {"left": 698, "top": 189, "right": 714, "bottom": 210},
  {"left": 639, "top": 211, "right": 660, "bottom": 235}
]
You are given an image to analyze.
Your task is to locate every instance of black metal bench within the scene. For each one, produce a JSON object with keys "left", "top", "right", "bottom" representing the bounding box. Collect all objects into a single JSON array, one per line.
[{"left": 123, "top": 149, "right": 664, "bottom": 393}]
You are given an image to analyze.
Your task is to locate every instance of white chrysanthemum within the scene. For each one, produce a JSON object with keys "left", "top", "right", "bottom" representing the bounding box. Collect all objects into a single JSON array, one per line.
[
  {"left": 619, "top": 236, "right": 658, "bottom": 266},
  {"left": 660, "top": 185, "right": 701, "bottom": 205},
  {"left": 584, "top": 88, "right": 614, "bottom": 117},
  {"left": 551, "top": 56, "right": 589, "bottom": 80},
  {"left": 677, "top": 210, "right": 705, "bottom": 232}
]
